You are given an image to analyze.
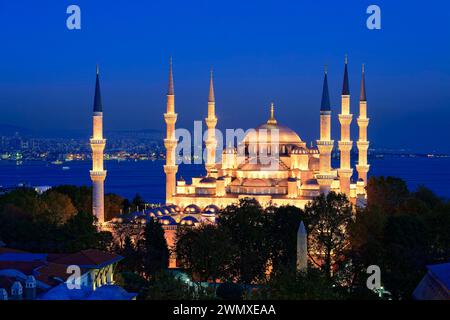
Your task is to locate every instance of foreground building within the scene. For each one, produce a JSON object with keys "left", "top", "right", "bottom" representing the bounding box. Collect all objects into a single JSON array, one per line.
[
  {"left": 0, "top": 246, "right": 136, "bottom": 300},
  {"left": 165, "top": 57, "right": 370, "bottom": 210},
  {"left": 413, "top": 263, "right": 450, "bottom": 300}
]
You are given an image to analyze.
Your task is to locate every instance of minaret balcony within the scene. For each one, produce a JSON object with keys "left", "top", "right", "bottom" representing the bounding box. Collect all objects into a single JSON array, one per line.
[
  {"left": 90, "top": 170, "right": 107, "bottom": 179},
  {"left": 356, "top": 164, "right": 370, "bottom": 172},
  {"left": 205, "top": 118, "right": 218, "bottom": 128},
  {"left": 357, "top": 118, "right": 370, "bottom": 126},
  {"left": 337, "top": 168, "right": 353, "bottom": 177},
  {"left": 317, "top": 140, "right": 334, "bottom": 146},
  {"left": 164, "top": 165, "right": 178, "bottom": 174},
  {"left": 338, "top": 141, "right": 353, "bottom": 151},
  {"left": 338, "top": 114, "right": 353, "bottom": 125},
  {"left": 164, "top": 139, "right": 178, "bottom": 149},
  {"left": 90, "top": 138, "right": 106, "bottom": 145},
  {"left": 357, "top": 141, "right": 370, "bottom": 150},
  {"left": 164, "top": 113, "right": 178, "bottom": 124}
]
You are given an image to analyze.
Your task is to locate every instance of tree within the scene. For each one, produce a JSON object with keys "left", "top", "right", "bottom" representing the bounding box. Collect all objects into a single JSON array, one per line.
[
  {"left": 349, "top": 177, "right": 450, "bottom": 299},
  {"left": 303, "top": 192, "right": 353, "bottom": 279},
  {"left": 256, "top": 269, "right": 343, "bottom": 300},
  {"left": 138, "top": 219, "right": 169, "bottom": 276},
  {"left": 105, "top": 193, "right": 125, "bottom": 221},
  {"left": 61, "top": 210, "right": 111, "bottom": 252},
  {"left": 366, "top": 176, "right": 409, "bottom": 214},
  {"left": 218, "top": 198, "right": 272, "bottom": 285},
  {"left": 41, "top": 190, "right": 77, "bottom": 225},
  {"left": 267, "top": 205, "right": 303, "bottom": 276},
  {"left": 51, "top": 185, "right": 92, "bottom": 215},
  {"left": 142, "top": 270, "right": 214, "bottom": 300},
  {"left": 118, "top": 236, "right": 140, "bottom": 273},
  {"left": 176, "top": 224, "right": 236, "bottom": 283}
]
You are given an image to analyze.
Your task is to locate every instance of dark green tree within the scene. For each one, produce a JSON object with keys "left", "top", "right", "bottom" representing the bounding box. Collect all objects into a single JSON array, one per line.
[
  {"left": 267, "top": 205, "right": 303, "bottom": 276},
  {"left": 366, "top": 176, "right": 409, "bottom": 213},
  {"left": 175, "top": 224, "right": 236, "bottom": 283},
  {"left": 138, "top": 219, "right": 169, "bottom": 277},
  {"left": 218, "top": 198, "right": 272, "bottom": 286},
  {"left": 303, "top": 192, "right": 353, "bottom": 279},
  {"left": 256, "top": 269, "right": 343, "bottom": 300}
]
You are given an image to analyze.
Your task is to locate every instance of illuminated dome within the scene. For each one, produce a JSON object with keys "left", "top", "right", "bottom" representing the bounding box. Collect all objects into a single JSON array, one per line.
[
  {"left": 242, "top": 104, "right": 304, "bottom": 147},
  {"left": 243, "top": 123, "right": 303, "bottom": 146}
]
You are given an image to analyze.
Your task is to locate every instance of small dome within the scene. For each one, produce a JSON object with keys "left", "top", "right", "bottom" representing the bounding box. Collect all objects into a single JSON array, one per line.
[
  {"left": 184, "top": 204, "right": 201, "bottom": 214},
  {"left": 203, "top": 204, "right": 219, "bottom": 214},
  {"left": 200, "top": 177, "right": 216, "bottom": 183},
  {"left": 159, "top": 216, "right": 177, "bottom": 226},
  {"left": 180, "top": 216, "right": 199, "bottom": 226},
  {"left": 287, "top": 177, "right": 297, "bottom": 182}
]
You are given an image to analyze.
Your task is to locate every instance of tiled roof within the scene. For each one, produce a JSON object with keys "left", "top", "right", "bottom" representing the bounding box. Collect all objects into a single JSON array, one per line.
[{"left": 48, "top": 249, "right": 122, "bottom": 268}]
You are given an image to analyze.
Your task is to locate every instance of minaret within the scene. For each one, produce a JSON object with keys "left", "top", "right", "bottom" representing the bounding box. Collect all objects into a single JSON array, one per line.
[
  {"left": 356, "top": 64, "right": 370, "bottom": 185},
  {"left": 164, "top": 58, "right": 178, "bottom": 204},
  {"left": 338, "top": 56, "right": 353, "bottom": 196},
  {"left": 316, "top": 66, "right": 335, "bottom": 195},
  {"left": 205, "top": 68, "right": 218, "bottom": 178},
  {"left": 90, "top": 65, "right": 107, "bottom": 224},
  {"left": 296, "top": 221, "right": 308, "bottom": 272}
]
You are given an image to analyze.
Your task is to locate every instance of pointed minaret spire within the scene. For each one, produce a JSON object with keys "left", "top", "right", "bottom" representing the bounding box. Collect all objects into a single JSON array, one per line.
[
  {"left": 360, "top": 64, "right": 366, "bottom": 101},
  {"left": 320, "top": 65, "right": 331, "bottom": 112},
  {"left": 208, "top": 67, "right": 215, "bottom": 103},
  {"left": 342, "top": 55, "right": 350, "bottom": 95},
  {"left": 168, "top": 57, "right": 174, "bottom": 95},
  {"left": 93, "top": 65, "right": 102, "bottom": 113}
]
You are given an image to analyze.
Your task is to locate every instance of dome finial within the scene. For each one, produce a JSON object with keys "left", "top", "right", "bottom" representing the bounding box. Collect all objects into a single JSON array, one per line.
[{"left": 267, "top": 102, "right": 277, "bottom": 125}]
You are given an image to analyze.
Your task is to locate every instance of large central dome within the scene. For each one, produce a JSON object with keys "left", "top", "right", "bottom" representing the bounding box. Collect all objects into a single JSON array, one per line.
[{"left": 242, "top": 103, "right": 303, "bottom": 146}]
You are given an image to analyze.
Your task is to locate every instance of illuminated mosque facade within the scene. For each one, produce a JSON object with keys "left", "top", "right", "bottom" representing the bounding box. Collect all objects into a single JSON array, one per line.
[
  {"left": 94, "top": 57, "right": 370, "bottom": 266},
  {"left": 93, "top": 57, "right": 369, "bottom": 231},
  {"left": 163, "top": 57, "right": 370, "bottom": 213}
]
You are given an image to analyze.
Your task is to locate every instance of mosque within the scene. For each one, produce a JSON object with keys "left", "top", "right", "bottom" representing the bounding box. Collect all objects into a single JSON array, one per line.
[
  {"left": 163, "top": 56, "right": 370, "bottom": 212},
  {"left": 91, "top": 56, "right": 370, "bottom": 227}
]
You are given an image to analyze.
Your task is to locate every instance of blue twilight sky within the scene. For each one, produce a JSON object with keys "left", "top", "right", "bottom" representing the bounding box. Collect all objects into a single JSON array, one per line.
[{"left": 0, "top": 0, "right": 449, "bottom": 153}]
